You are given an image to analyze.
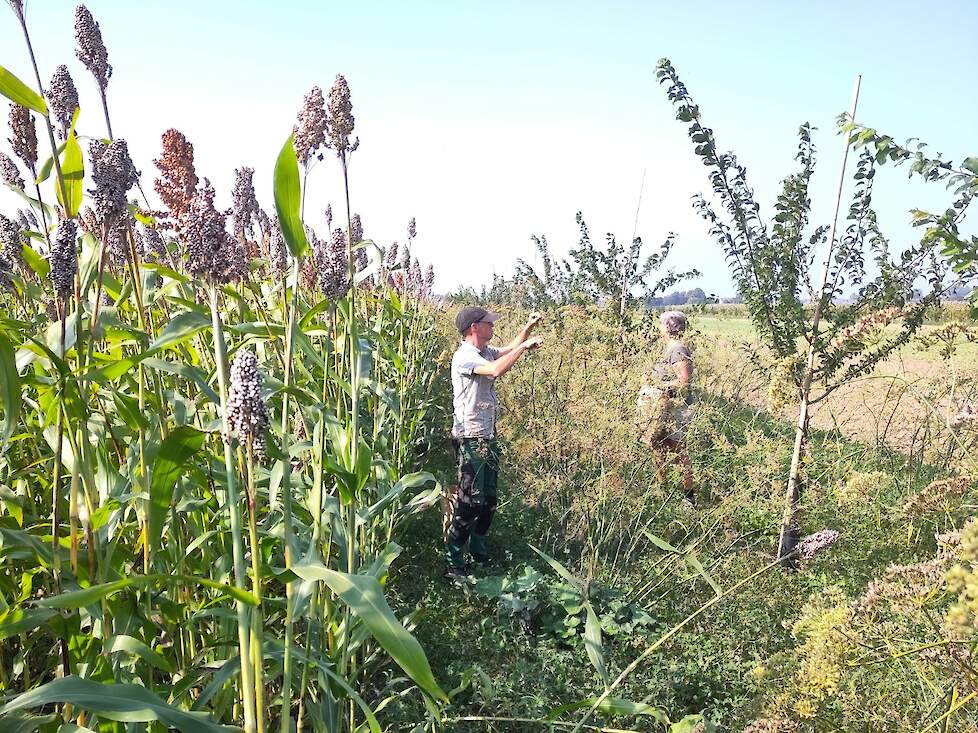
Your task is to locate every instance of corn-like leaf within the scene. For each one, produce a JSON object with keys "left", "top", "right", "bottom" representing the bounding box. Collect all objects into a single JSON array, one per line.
[
  {"left": 583, "top": 601, "right": 609, "bottom": 687},
  {"left": 0, "top": 676, "right": 238, "bottom": 732},
  {"left": 291, "top": 562, "right": 447, "bottom": 701},
  {"left": 104, "top": 634, "right": 175, "bottom": 673},
  {"left": 0, "top": 65, "right": 47, "bottom": 115},
  {"left": 35, "top": 573, "right": 258, "bottom": 609},
  {"left": 35, "top": 141, "right": 67, "bottom": 185},
  {"left": 529, "top": 544, "right": 585, "bottom": 589},
  {"left": 148, "top": 310, "right": 211, "bottom": 352},
  {"left": 0, "top": 608, "right": 57, "bottom": 641},
  {"left": 0, "top": 332, "right": 21, "bottom": 445},
  {"left": 54, "top": 129, "right": 83, "bottom": 218},
  {"left": 273, "top": 134, "right": 309, "bottom": 259},
  {"left": 148, "top": 426, "right": 205, "bottom": 562}
]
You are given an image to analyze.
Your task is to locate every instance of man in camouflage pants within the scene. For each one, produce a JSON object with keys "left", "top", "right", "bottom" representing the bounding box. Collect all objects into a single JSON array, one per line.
[{"left": 445, "top": 306, "right": 542, "bottom": 581}]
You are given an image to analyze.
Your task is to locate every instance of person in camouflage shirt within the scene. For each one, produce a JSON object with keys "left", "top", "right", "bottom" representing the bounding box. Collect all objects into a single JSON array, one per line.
[{"left": 444, "top": 306, "right": 542, "bottom": 582}]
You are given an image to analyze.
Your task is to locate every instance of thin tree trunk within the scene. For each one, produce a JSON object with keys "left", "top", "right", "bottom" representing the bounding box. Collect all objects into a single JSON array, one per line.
[{"left": 776, "top": 75, "right": 862, "bottom": 567}]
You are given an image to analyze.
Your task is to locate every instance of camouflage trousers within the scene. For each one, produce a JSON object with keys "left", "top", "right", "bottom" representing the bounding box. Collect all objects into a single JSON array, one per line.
[{"left": 443, "top": 438, "right": 500, "bottom": 570}]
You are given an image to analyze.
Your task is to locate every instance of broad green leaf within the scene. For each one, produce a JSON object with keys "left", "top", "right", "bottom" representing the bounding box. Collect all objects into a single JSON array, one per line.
[
  {"left": 0, "top": 65, "right": 47, "bottom": 114},
  {"left": 546, "top": 697, "right": 668, "bottom": 723},
  {"left": 583, "top": 601, "right": 609, "bottom": 687},
  {"left": 291, "top": 563, "right": 447, "bottom": 701},
  {"left": 0, "top": 332, "right": 21, "bottom": 445},
  {"left": 55, "top": 129, "right": 83, "bottom": 218},
  {"left": 642, "top": 529, "right": 682, "bottom": 554},
  {"left": 20, "top": 242, "right": 48, "bottom": 278},
  {"left": 148, "top": 310, "right": 210, "bottom": 351},
  {"left": 684, "top": 552, "right": 722, "bottom": 596},
  {"left": 35, "top": 573, "right": 258, "bottom": 609},
  {"left": 104, "top": 634, "right": 174, "bottom": 672},
  {"left": 0, "top": 676, "right": 238, "bottom": 733},
  {"left": 529, "top": 544, "right": 584, "bottom": 589},
  {"left": 0, "top": 608, "right": 57, "bottom": 641},
  {"left": 35, "top": 141, "right": 67, "bottom": 184},
  {"left": 148, "top": 426, "right": 205, "bottom": 561},
  {"left": 0, "top": 711, "right": 58, "bottom": 733},
  {"left": 273, "top": 134, "right": 309, "bottom": 259},
  {"left": 143, "top": 358, "right": 220, "bottom": 404}
]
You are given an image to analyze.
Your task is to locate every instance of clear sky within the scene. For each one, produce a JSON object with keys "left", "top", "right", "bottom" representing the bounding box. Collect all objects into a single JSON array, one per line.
[{"left": 2, "top": 0, "right": 976, "bottom": 297}]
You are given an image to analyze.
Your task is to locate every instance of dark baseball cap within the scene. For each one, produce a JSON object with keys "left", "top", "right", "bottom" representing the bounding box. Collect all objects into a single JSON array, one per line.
[{"left": 455, "top": 306, "right": 501, "bottom": 333}]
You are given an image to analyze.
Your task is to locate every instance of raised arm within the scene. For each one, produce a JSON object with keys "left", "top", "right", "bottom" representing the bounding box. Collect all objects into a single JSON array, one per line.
[
  {"left": 474, "top": 337, "right": 543, "bottom": 378},
  {"left": 496, "top": 312, "right": 542, "bottom": 356}
]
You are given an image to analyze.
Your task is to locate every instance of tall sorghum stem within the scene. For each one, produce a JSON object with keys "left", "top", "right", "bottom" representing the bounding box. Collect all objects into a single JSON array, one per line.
[
  {"left": 245, "top": 443, "right": 265, "bottom": 733},
  {"left": 278, "top": 256, "right": 298, "bottom": 733},
  {"left": 209, "top": 285, "right": 257, "bottom": 733},
  {"left": 13, "top": 12, "right": 70, "bottom": 212}
]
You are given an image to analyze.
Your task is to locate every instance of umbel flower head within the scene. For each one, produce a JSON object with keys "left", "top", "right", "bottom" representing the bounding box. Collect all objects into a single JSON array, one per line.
[
  {"left": 50, "top": 218, "right": 78, "bottom": 296},
  {"left": 154, "top": 129, "right": 198, "bottom": 223},
  {"left": 178, "top": 179, "right": 235, "bottom": 283},
  {"left": 8, "top": 104, "right": 37, "bottom": 171},
  {"left": 74, "top": 5, "right": 112, "bottom": 91},
  {"left": 231, "top": 166, "right": 259, "bottom": 240},
  {"left": 0, "top": 152, "right": 23, "bottom": 188},
  {"left": 293, "top": 86, "right": 327, "bottom": 168},
  {"left": 326, "top": 75, "right": 355, "bottom": 154},
  {"left": 88, "top": 138, "right": 138, "bottom": 225},
  {"left": 227, "top": 349, "right": 269, "bottom": 458},
  {"left": 47, "top": 65, "right": 79, "bottom": 138}
]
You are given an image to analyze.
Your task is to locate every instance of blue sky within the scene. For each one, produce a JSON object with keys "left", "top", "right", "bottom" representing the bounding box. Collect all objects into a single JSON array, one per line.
[{"left": 2, "top": 1, "right": 976, "bottom": 296}]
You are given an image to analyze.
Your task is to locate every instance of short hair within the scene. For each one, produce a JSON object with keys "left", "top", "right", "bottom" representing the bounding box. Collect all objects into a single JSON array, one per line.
[{"left": 660, "top": 310, "right": 687, "bottom": 337}]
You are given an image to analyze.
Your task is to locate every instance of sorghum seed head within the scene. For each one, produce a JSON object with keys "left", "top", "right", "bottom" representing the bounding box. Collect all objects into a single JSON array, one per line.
[
  {"left": 8, "top": 1, "right": 24, "bottom": 24},
  {"left": 105, "top": 213, "right": 134, "bottom": 267},
  {"left": 314, "top": 227, "right": 350, "bottom": 299},
  {"left": 0, "top": 213, "right": 24, "bottom": 270},
  {"left": 407, "top": 217, "right": 416, "bottom": 240},
  {"left": 154, "top": 129, "right": 198, "bottom": 223},
  {"left": 47, "top": 65, "right": 79, "bottom": 138},
  {"left": 325, "top": 204, "right": 332, "bottom": 229},
  {"left": 424, "top": 263, "right": 434, "bottom": 291},
  {"left": 326, "top": 75, "right": 355, "bottom": 154},
  {"left": 227, "top": 349, "right": 270, "bottom": 457},
  {"left": 385, "top": 241, "right": 398, "bottom": 269},
  {"left": 293, "top": 86, "right": 327, "bottom": 168},
  {"left": 269, "top": 221, "right": 288, "bottom": 277},
  {"left": 139, "top": 225, "right": 166, "bottom": 261},
  {"left": 16, "top": 208, "right": 37, "bottom": 229},
  {"left": 50, "top": 218, "right": 78, "bottom": 296},
  {"left": 0, "top": 152, "right": 23, "bottom": 188},
  {"left": 89, "top": 138, "right": 138, "bottom": 225},
  {"left": 350, "top": 213, "right": 363, "bottom": 244},
  {"left": 231, "top": 166, "right": 259, "bottom": 240},
  {"left": 8, "top": 104, "right": 37, "bottom": 170},
  {"left": 74, "top": 5, "right": 112, "bottom": 92},
  {"left": 179, "top": 178, "right": 234, "bottom": 283}
]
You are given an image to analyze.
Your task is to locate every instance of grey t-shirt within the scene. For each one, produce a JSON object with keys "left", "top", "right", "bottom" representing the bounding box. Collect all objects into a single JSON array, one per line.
[
  {"left": 451, "top": 341, "right": 500, "bottom": 438},
  {"left": 652, "top": 340, "right": 694, "bottom": 404}
]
